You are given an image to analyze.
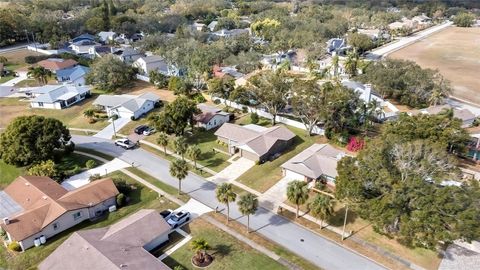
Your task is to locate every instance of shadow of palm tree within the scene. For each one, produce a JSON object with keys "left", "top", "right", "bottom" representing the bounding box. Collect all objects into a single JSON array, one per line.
[{"left": 211, "top": 243, "right": 232, "bottom": 257}]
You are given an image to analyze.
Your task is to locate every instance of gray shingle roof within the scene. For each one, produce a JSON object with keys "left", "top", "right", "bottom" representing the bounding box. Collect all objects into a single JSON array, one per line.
[
  {"left": 93, "top": 93, "right": 160, "bottom": 112},
  {"left": 30, "top": 85, "right": 90, "bottom": 103}
]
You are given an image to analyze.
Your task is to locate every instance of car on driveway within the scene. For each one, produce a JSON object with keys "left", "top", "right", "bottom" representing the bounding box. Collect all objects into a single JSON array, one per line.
[
  {"left": 134, "top": 125, "right": 148, "bottom": 135},
  {"left": 114, "top": 138, "right": 136, "bottom": 149},
  {"left": 160, "top": 209, "right": 173, "bottom": 220},
  {"left": 143, "top": 127, "right": 156, "bottom": 136},
  {"left": 167, "top": 210, "right": 190, "bottom": 228}
]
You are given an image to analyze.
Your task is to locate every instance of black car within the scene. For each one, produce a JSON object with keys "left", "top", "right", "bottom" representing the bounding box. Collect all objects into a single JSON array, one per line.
[{"left": 134, "top": 125, "right": 148, "bottom": 135}]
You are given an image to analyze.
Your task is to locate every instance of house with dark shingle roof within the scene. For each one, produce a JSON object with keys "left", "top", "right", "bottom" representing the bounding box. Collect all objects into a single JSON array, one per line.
[
  {"left": 194, "top": 104, "right": 232, "bottom": 130},
  {"left": 39, "top": 209, "right": 171, "bottom": 270},
  {"left": 0, "top": 176, "right": 119, "bottom": 251},
  {"left": 37, "top": 58, "right": 78, "bottom": 73},
  {"left": 215, "top": 123, "right": 296, "bottom": 162},
  {"left": 56, "top": 65, "right": 90, "bottom": 86}
]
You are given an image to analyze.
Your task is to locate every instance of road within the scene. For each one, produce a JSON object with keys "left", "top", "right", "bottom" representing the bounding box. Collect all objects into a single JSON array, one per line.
[
  {"left": 0, "top": 43, "right": 28, "bottom": 54},
  {"left": 72, "top": 135, "right": 385, "bottom": 270}
]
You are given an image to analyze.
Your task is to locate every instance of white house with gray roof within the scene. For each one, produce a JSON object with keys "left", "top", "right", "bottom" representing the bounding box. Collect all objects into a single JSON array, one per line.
[
  {"left": 133, "top": 55, "right": 179, "bottom": 76},
  {"left": 281, "top": 144, "right": 346, "bottom": 186},
  {"left": 26, "top": 84, "right": 91, "bottom": 109},
  {"left": 93, "top": 92, "right": 161, "bottom": 120}
]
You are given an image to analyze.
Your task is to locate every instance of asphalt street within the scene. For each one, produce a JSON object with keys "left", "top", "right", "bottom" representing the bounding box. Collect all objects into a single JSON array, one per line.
[{"left": 72, "top": 134, "right": 385, "bottom": 270}]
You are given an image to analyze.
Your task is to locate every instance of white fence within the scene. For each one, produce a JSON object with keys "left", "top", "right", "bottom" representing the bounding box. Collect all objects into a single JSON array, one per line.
[
  {"left": 214, "top": 97, "right": 324, "bottom": 135},
  {"left": 136, "top": 74, "right": 150, "bottom": 82},
  {"left": 26, "top": 45, "right": 58, "bottom": 55}
]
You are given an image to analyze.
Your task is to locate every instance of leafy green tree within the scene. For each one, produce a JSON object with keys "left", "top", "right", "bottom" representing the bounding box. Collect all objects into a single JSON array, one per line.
[
  {"left": 237, "top": 193, "right": 258, "bottom": 233},
  {"left": 0, "top": 56, "right": 7, "bottom": 64},
  {"left": 173, "top": 136, "right": 188, "bottom": 159},
  {"left": 286, "top": 180, "right": 309, "bottom": 218},
  {"left": 186, "top": 145, "right": 201, "bottom": 168},
  {"left": 453, "top": 13, "right": 475, "bottom": 27},
  {"left": 0, "top": 116, "right": 71, "bottom": 166},
  {"left": 216, "top": 183, "right": 237, "bottom": 224},
  {"left": 27, "top": 66, "right": 52, "bottom": 85},
  {"left": 149, "top": 71, "right": 168, "bottom": 88},
  {"left": 157, "top": 132, "right": 169, "bottom": 154},
  {"left": 27, "top": 160, "right": 58, "bottom": 178},
  {"left": 169, "top": 158, "right": 188, "bottom": 195},
  {"left": 151, "top": 96, "right": 199, "bottom": 136},
  {"left": 291, "top": 79, "right": 327, "bottom": 135},
  {"left": 207, "top": 77, "right": 235, "bottom": 106},
  {"left": 309, "top": 194, "right": 335, "bottom": 229},
  {"left": 251, "top": 18, "right": 281, "bottom": 41},
  {"left": 86, "top": 55, "right": 136, "bottom": 92},
  {"left": 347, "top": 33, "right": 374, "bottom": 54},
  {"left": 85, "top": 160, "right": 96, "bottom": 169}
]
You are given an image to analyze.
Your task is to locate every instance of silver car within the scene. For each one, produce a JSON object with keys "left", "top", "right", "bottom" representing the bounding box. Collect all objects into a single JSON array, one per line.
[{"left": 167, "top": 210, "right": 191, "bottom": 228}]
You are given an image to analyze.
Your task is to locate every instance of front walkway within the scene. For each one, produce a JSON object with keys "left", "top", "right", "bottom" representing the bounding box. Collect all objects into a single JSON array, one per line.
[
  {"left": 439, "top": 241, "right": 480, "bottom": 270},
  {"left": 93, "top": 117, "right": 131, "bottom": 139},
  {"left": 207, "top": 157, "right": 255, "bottom": 184},
  {"left": 259, "top": 176, "right": 294, "bottom": 212}
]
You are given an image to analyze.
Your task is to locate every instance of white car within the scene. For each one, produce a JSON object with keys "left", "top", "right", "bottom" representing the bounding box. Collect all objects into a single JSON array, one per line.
[
  {"left": 167, "top": 210, "right": 191, "bottom": 228},
  {"left": 114, "top": 138, "right": 136, "bottom": 149},
  {"left": 143, "top": 127, "right": 156, "bottom": 136}
]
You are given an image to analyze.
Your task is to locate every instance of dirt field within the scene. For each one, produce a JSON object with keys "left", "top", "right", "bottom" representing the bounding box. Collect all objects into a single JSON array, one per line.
[{"left": 389, "top": 26, "right": 480, "bottom": 105}]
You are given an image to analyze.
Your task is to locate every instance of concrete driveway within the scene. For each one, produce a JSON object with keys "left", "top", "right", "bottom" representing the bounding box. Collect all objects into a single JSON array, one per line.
[
  {"left": 94, "top": 117, "right": 131, "bottom": 139},
  {"left": 259, "top": 176, "right": 294, "bottom": 211},
  {"left": 208, "top": 157, "right": 255, "bottom": 184},
  {"left": 174, "top": 198, "right": 212, "bottom": 219},
  {"left": 0, "top": 71, "right": 27, "bottom": 87}
]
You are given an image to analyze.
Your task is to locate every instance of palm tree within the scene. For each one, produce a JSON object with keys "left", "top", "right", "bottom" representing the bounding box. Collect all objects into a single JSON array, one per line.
[
  {"left": 286, "top": 180, "right": 309, "bottom": 218},
  {"left": 237, "top": 193, "right": 258, "bottom": 233},
  {"left": 169, "top": 159, "right": 188, "bottom": 195},
  {"left": 0, "top": 56, "right": 7, "bottom": 64},
  {"left": 27, "top": 66, "right": 52, "bottom": 85},
  {"left": 191, "top": 238, "right": 212, "bottom": 266},
  {"left": 309, "top": 194, "right": 335, "bottom": 229},
  {"left": 186, "top": 145, "right": 201, "bottom": 168},
  {"left": 157, "top": 132, "right": 169, "bottom": 155},
  {"left": 331, "top": 55, "right": 339, "bottom": 79},
  {"left": 83, "top": 109, "right": 96, "bottom": 123},
  {"left": 173, "top": 136, "right": 187, "bottom": 159},
  {"left": 216, "top": 183, "right": 237, "bottom": 224},
  {"left": 344, "top": 52, "right": 358, "bottom": 78}
]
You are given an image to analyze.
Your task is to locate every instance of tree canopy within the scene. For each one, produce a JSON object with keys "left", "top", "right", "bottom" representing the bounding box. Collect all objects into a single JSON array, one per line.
[
  {"left": 86, "top": 55, "right": 136, "bottom": 91},
  {"left": 151, "top": 96, "right": 199, "bottom": 136}
]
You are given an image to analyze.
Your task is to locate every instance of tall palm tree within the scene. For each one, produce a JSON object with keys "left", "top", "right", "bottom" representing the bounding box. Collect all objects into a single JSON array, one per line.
[
  {"left": 344, "top": 52, "right": 358, "bottom": 78},
  {"left": 237, "top": 193, "right": 258, "bottom": 233},
  {"left": 157, "top": 132, "right": 169, "bottom": 155},
  {"left": 83, "top": 109, "right": 96, "bottom": 123},
  {"left": 173, "top": 136, "right": 187, "bottom": 159},
  {"left": 186, "top": 145, "right": 201, "bottom": 169},
  {"left": 286, "top": 180, "right": 309, "bottom": 218},
  {"left": 169, "top": 159, "right": 188, "bottom": 195},
  {"left": 191, "top": 238, "right": 211, "bottom": 265},
  {"left": 27, "top": 66, "right": 52, "bottom": 85},
  {"left": 331, "top": 55, "right": 339, "bottom": 79},
  {"left": 216, "top": 183, "right": 237, "bottom": 224},
  {"left": 309, "top": 194, "right": 335, "bottom": 229}
]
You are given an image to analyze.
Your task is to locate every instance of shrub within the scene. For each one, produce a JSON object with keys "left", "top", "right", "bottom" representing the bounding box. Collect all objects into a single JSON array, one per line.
[
  {"left": 111, "top": 114, "right": 119, "bottom": 120},
  {"left": 213, "top": 99, "right": 221, "bottom": 105},
  {"left": 25, "top": 54, "right": 51, "bottom": 64},
  {"left": 114, "top": 179, "right": 132, "bottom": 195},
  {"left": 130, "top": 116, "right": 136, "bottom": 121},
  {"left": 8, "top": 241, "right": 22, "bottom": 252},
  {"left": 64, "top": 141, "right": 75, "bottom": 155},
  {"left": 242, "top": 106, "right": 248, "bottom": 113},
  {"left": 250, "top": 112, "right": 259, "bottom": 124},
  {"left": 89, "top": 173, "right": 102, "bottom": 181},
  {"left": 85, "top": 159, "right": 96, "bottom": 169},
  {"left": 192, "top": 93, "right": 206, "bottom": 103},
  {"left": 116, "top": 193, "right": 126, "bottom": 206},
  {"left": 346, "top": 136, "right": 365, "bottom": 152}
]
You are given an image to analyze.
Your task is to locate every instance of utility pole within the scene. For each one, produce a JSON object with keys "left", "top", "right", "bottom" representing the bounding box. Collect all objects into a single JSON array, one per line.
[{"left": 342, "top": 204, "right": 349, "bottom": 241}]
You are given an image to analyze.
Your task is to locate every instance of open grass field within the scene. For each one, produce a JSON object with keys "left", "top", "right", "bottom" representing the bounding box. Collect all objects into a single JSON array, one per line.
[
  {"left": 0, "top": 49, "right": 39, "bottom": 67},
  {"left": 389, "top": 26, "right": 480, "bottom": 105}
]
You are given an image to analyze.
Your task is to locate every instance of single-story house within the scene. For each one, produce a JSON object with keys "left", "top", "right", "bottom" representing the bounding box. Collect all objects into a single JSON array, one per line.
[
  {"left": 409, "top": 104, "right": 476, "bottom": 128},
  {"left": 0, "top": 176, "right": 118, "bottom": 251},
  {"left": 97, "top": 31, "right": 117, "bottom": 43},
  {"left": 194, "top": 104, "right": 232, "bottom": 130},
  {"left": 412, "top": 13, "right": 432, "bottom": 25},
  {"left": 212, "top": 28, "right": 250, "bottom": 38},
  {"left": 326, "top": 38, "right": 348, "bottom": 55},
  {"left": 88, "top": 45, "right": 113, "bottom": 58},
  {"left": 207, "top": 20, "right": 218, "bottom": 31},
  {"left": 70, "top": 40, "right": 100, "bottom": 55},
  {"left": 357, "top": 29, "right": 390, "bottom": 40},
  {"left": 281, "top": 144, "right": 346, "bottom": 187},
  {"left": 56, "top": 65, "right": 90, "bottom": 86},
  {"left": 466, "top": 126, "right": 480, "bottom": 161},
  {"left": 113, "top": 47, "right": 143, "bottom": 63},
  {"left": 133, "top": 55, "right": 179, "bottom": 76},
  {"left": 93, "top": 92, "right": 161, "bottom": 120},
  {"left": 213, "top": 65, "right": 245, "bottom": 79},
  {"left": 27, "top": 84, "right": 91, "bottom": 109},
  {"left": 39, "top": 209, "right": 171, "bottom": 270},
  {"left": 37, "top": 58, "right": 78, "bottom": 73},
  {"left": 215, "top": 123, "right": 296, "bottom": 162},
  {"left": 341, "top": 80, "right": 385, "bottom": 105}
]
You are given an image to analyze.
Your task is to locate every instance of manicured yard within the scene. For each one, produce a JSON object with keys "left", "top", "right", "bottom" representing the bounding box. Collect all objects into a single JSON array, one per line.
[
  {"left": 0, "top": 75, "right": 14, "bottom": 83},
  {"left": 236, "top": 126, "right": 326, "bottom": 193},
  {"left": 184, "top": 129, "right": 231, "bottom": 172},
  {"left": 0, "top": 171, "right": 178, "bottom": 270},
  {"left": 162, "top": 218, "right": 288, "bottom": 270},
  {"left": 0, "top": 160, "right": 24, "bottom": 189}
]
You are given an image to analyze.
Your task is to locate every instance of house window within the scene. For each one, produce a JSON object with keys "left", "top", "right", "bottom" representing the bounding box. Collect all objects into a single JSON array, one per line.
[
  {"left": 73, "top": 212, "right": 82, "bottom": 220},
  {"left": 53, "top": 222, "right": 59, "bottom": 230},
  {"left": 38, "top": 102, "right": 44, "bottom": 107}
]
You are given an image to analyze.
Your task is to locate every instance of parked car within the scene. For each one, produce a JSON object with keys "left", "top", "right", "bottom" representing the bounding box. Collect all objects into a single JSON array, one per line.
[
  {"left": 134, "top": 125, "right": 149, "bottom": 135},
  {"left": 160, "top": 209, "right": 173, "bottom": 220},
  {"left": 167, "top": 210, "right": 191, "bottom": 228},
  {"left": 114, "top": 138, "right": 136, "bottom": 149},
  {"left": 143, "top": 127, "right": 156, "bottom": 136}
]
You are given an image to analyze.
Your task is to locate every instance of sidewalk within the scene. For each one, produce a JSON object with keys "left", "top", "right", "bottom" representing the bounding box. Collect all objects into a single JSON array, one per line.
[{"left": 93, "top": 117, "right": 131, "bottom": 139}]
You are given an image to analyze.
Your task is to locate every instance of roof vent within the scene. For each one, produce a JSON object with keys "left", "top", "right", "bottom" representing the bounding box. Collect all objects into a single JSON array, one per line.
[
  {"left": 25, "top": 183, "right": 30, "bottom": 186},
  {"left": 3, "top": 217, "right": 10, "bottom": 225},
  {"left": 120, "top": 264, "right": 127, "bottom": 268},
  {"left": 42, "top": 196, "right": 48, "bottom": 200}
]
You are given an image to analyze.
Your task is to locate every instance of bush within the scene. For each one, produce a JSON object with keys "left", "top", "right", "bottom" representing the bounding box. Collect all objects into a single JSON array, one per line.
[
  {"left": 116, "top": 193, "right": 126, "bottom": 206},
  {"left": 111, "top": 114, "right": 119, "bottom": 120},
  {"left": 25, "top": 54, "right": 51, "bottom": 64},
  {"left": 85, "top": 159, "right": 96, "bottom": 169},
  {"left": 8, "top": 241, "right": 22, "bottom": 252},
  {"left": 250, "top": 112, "right": 259, "bottom": 124},
  {"left": 242, "top": 106, "right": 248, "bottom": 113},
  {"left": 192, "top": 93, "right": 206, "bottom": 103},
  {"left": 89, "top": 173, "right": 102, "bottom": 181},
  {"left": 114, "top": 179, "right": 132, "bottom": 195},
  {"left": 130, "top": 116, "right": 136, "bottom": 121},
  {"left": 213, "top": 99, "right": 221, "bottom": 105},
  {"left": 64, "top": 141, "right": 75, "bottom": 155},
  {"left": 346, "top": 136, "right": 365, "bottom": 152}
]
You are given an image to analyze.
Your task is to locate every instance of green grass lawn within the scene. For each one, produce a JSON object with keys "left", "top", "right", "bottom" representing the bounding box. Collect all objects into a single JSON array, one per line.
[
  {"left": 162, "top": 218, "right": 288, "bottom": 270},
  {"left": 184, "top": 129, "right": 231, "bottom": 172},
  {"left": 0, "top": 75, "right": 14, "bottom": 83},
  {"left": 0, "top": 160, "right": 24, "bottom": 189},
  {"left": 236, "top": 125, "right": 325, "bottom": 193},
  {"left": 55, "top": 152, "right": 102, "bottom": 173},
  {"left": 0, "top": 171, "right": 178, "bottom": 270}
]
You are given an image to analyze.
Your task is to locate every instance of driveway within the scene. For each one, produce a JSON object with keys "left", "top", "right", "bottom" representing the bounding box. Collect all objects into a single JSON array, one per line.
[
  {"left": 259, "top": 176, "right": 294, "bottom": 211},
  {"left": 94, "top": 117, "right": 131, "bottom": 139},
  {"left": 207, "top": 157, "right": 255, "bottom": 184},
  {"left": 174, "top": 198, "right": 212, "bottom": 219},
  {"left": 0, "top": 71, "right": 27, "bottom": 87},
  {"left": 439, "top": 241, "right": 480, "bottom": 270},
  {"left": 61, "top": 158, "right": 131, "bottom": 190}
]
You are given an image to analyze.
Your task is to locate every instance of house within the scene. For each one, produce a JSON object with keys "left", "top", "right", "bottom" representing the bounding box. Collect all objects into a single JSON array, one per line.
[
  {"left": 412, "top": 13, "right": 432, "bottom": 25},
  {"left": 39, "top": 209, "right": 171, "bottom": 270},
  {"left": 133, "top": 55, "right": 179, "bottom": 76},
  {"left": 466, "top": 126, "right": 480, "bottom": 161},
  {"left": 207, "top": 20, "right": 218, "bottom": 31},
  {"left": 56, "top": 65, "right": 90, "bottom": 86},
  {"left": 113, "top": 47, "right": 143, "bottom": 63},
  {"left": 27, "top": 84, "right": 91, "bottom": 109},
  {"left": 215, "top": 123, "right": 296, "bottom": 162},
  {"left": 194, "top": 104, "right": 232, "bottom": 130},
  {"left": 192, "top": 22, "right": 206, "bottom": 31},
  {"left": 261, "top": 51, "right": 296, "bottom": 70},
  {"left": 409, "top": 104, "right": 476, "bottom": 128},
  {"left": 37, "top": 58, "right": 78, "bottom": 73},
  {"left": 97, "top": 31, "right": 117, "bottom": 43},
  {"left": 70, "top": 40, "right": 100, "bottom": 55},
  {"left": 213, "top": 65, "right": 245, "bottom": 79},
  {"left": 326, "top": 38, "right": 348, "bottom": 55},
  {"left": 281, "top": 144, "right": 346, "bottom": 187},
  {"left": 93, "top": 92, "right": 161, "bottom": 120},
  {"left": 388, "top": 18, "right": 417, "bottom": 31},
  {"left": 212, "top": 28, "right": 250, "bottom": 38},
  {"left": 341, "top": 80, "right": 385, "bottom": 105},
  {"left": 0, "top": 176, "right": 118, "bottom": 251},
  {"left": 357, "top": 29, "right": 390, "bottom": 41},
  {"left": 88, "top": 45, "right": 112, "bottom": 58},
  {"left": 71, "top": 33, "right": 96, "bottom": 43}
]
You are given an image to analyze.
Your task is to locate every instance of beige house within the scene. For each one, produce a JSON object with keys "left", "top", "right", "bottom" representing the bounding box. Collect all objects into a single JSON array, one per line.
[
  {"left": 409, "top": 104, "right": 476, "bottom": 128},
  {"left": 281, "top": 144, "right": 346, "bottom": 187},
  {"left": 215, "top": 123, "right": 295, "bottom": 162},
  {"left": 39, "top": 209, "right": 171, "bottom": 270},
  {"left": 0, "top": 176, "right": 118, "bottom": 251}
]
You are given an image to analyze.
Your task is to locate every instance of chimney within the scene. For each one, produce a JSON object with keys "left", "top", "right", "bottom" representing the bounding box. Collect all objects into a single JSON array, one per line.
[
  {"left": 3, "top": 217, "right": 10, "bottom": 225},
  {"left": 364, "top": 84, "right": 372, "bottom": 103}
]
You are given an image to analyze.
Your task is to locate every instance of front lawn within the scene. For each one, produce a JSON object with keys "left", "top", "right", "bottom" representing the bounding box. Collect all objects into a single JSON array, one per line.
[
  {"left": 236, "top": 126, "right": 326, "bottom": 193},
  {"left": 0, "top": 75, "right": 14, "bottom": 83},
  {"left": 162, "top": 218, "right": 288, "bottom": 270},
  {"left": 0, "top": 160, "right": 24, "bottom": 189},
  {"left": 0, "top": 171, "right": 178, "bottom": 270},
  {"left": 184, "top": 129, "right": 231, "bottom": 172}
]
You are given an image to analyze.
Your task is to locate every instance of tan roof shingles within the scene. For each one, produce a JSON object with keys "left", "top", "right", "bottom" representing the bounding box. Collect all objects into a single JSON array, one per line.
[{"left": 37, "top": 59, "right": 77, "bottom": 71}]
